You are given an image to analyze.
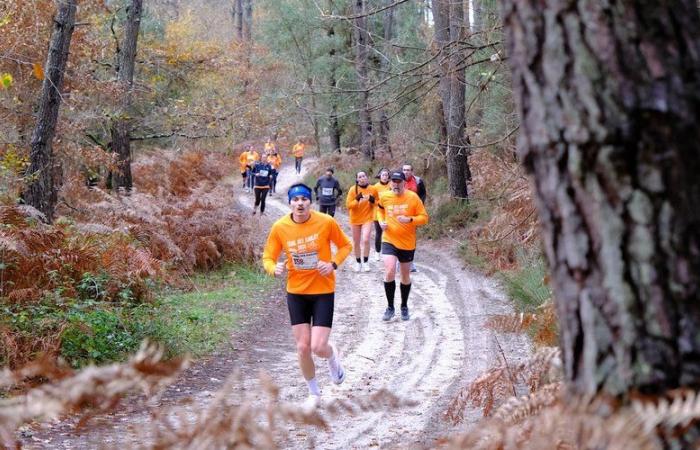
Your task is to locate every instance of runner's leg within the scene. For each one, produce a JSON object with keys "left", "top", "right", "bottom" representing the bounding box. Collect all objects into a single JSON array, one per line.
[
  {"left": 360, "top": 222, "right": 372, "bottom": 265},
  {"left": 310, "top": 326, "right": 332, "bottom": 358},
  {"left": 292, "top": 323, "right": 316, "bottom": 382},
  {"left": 351, "top": 225, "right": 362, "bottom": 270},
  {"left": 260, "top": 188, "right": 269, "bottom": 214},
  {"left": 374, "top": 221, "right": 383, "bottom": 258}
]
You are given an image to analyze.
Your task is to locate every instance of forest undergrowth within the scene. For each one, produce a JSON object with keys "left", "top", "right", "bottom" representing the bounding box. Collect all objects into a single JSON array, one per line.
[{"left": 1, "top": 147, "right": 261, "bottom": 369}]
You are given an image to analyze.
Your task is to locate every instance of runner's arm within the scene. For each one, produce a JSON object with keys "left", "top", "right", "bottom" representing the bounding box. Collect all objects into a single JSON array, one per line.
[
  {"left": 329, "top": 222, "right": 353, "bottom": 266},
  {"left": 411, "top": 196, "right": 429, "bottom": 226},
  {"left": 262, "top": 228, "right": 284, "bottom": 275},
  {"left": 345, "top": 189, "right": 360, "bottom": 210},
  {"left": 376, "top": 197, "right": 386, "bottom": 223}
]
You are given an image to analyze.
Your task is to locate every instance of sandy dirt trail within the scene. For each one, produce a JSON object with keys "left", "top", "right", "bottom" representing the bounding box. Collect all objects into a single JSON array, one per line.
[{"left": 21, "top": 159, "right": 530, "bottom": 449}]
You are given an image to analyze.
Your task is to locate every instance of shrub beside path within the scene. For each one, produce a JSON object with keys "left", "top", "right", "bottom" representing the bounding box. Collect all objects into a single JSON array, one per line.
[{"left": 21, "top": 159, "right": 530, "bottom": 449}]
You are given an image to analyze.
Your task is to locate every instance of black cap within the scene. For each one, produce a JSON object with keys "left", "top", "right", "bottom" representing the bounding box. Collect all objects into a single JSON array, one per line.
[{"left": 390, "top": 170, "right": 405, "bottom": 181}]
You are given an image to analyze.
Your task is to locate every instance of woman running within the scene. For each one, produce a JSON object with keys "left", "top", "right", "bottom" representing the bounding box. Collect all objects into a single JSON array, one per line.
[
  {"left": 372, "top": 168, "right": 391, "bottom": 262},
  {"left": 345, "top": 171, "right": 378, "bottom": 272}
]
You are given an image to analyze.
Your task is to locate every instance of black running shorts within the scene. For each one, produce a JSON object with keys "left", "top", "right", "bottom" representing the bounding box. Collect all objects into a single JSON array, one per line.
[
  {"left": 381, "top": 242, "right": 415, "bottom": 263},
  {"left": 287, "top": 292, "right": 335, "bottom": 327}
]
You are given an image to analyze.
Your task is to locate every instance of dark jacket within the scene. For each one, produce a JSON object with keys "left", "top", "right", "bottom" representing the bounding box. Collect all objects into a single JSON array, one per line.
[
  {"left": 405, "top": 176, "right": 427, "bottom": 203},
  {"left": 314, "top": 176, "right": 342, "bottom": 206},
  {"left": 252, "top": 161, "right": 273, "bottom": 188}
]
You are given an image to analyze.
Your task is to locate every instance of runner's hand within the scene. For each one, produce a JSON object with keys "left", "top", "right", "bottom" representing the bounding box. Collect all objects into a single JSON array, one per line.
[
  {"left": 274, "top": 261, "right": 286, "bottom": 276},
  {"left": 397, "top": 215, "right": 412, "bottom": 224},
  {"left": 317, "top": 261, "right": 334, "bottom": 276},
  {"left": 379, "top": 221, "right": 388, "bottom": 230}
]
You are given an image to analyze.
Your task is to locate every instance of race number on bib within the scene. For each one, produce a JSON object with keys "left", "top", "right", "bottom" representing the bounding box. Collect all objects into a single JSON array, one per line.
[
  {"left": 259, "top": 170, "right": 269, "bottom": 177},
  {"left": 291, "top": 251, "right": 319, "bottom": 270},
  {"left": 322, "top": 187, "right": 334, "bottom": 196}
]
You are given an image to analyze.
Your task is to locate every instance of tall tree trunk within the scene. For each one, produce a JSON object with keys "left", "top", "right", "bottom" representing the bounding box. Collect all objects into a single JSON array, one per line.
[
  {"left": 233, "top": 0, "right": 243, "bottom": 40},
  {"left": 503, "top": 0, "right": 700, "bottom": 411},
  {"left": 243, "top": 0, "right": 253, "bottom": 41},
  {"left": 377, "top": 0, "right": 395, "bottom": 157},
  {"left": 354, "top": 0, "right": 373, "bottom": 159},
  {"left": 471, "top": 0, "right": 482, "bottom": 33},
  {"left": 24, "top": 0, "right": 77, "bottom": 223},
  {"left": 433, "top": 0, "right": 470, "bottom": 199},
  {"left": 326, "top": 0, "right": 342, "bottom": 154},
  {"left": 111, "top": 0, "right": 143, "bottom": 192}
]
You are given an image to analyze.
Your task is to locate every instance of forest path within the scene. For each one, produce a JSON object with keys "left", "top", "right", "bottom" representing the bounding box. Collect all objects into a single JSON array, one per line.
[{"left": 22, "top": 158, "right": 530, "bottom": 449}]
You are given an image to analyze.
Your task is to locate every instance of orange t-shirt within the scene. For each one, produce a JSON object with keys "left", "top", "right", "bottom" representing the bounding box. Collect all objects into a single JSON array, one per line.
[
  {"left": 292, "top": 143, "right": 305, "bottom": 158},
  {"left": 263, "top": 211, "right": 352, "bottom": 294},
  {"left": 345, "top": 184, "right": 378, "bottom": 225},
  {"left": 373, "top": 181, "right": 391, "bottom": 194},
  {"left": 268, "top": 154, "right": 282, "bottom": 169},
  {"left": 373, "top": 181, "right": 391, "bottom": 220},
  {"left": 376, "top": 189, "right": 429, "bottom": 250},
  {"left": 239, "top": 151, "right": 249, "bottom": 172}
]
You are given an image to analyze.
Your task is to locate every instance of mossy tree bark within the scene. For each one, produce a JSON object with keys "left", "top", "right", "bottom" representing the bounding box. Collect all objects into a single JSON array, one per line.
[{"left": 503, "top": 0, "right": 700, "bottom": 398}]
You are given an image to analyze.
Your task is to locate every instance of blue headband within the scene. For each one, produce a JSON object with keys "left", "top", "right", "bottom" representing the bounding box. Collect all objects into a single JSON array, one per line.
[{"left": 288, "top": 184, "right": 313, "bottom": 203}]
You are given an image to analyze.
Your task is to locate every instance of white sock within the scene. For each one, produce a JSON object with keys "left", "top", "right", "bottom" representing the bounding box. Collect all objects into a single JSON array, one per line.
[{"left": 307, "top": 377, "right": 320, "bottom": 396}]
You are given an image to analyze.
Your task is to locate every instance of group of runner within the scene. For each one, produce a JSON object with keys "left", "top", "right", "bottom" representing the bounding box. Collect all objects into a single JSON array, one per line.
[
  {"left": 261, "top": 158, "right": 429, "bottom": 409},
  {"left": 238, "top": 138, "right": 305, "bottom": 216}
]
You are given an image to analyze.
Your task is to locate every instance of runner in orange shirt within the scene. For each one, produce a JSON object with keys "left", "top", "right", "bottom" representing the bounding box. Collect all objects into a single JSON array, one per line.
[
  {"left": 345, "top": 171, "right": 378, "bottom": 272},
  {"left": 244, "top": 146, "right": 260, "bottom": 192},
  {"left": 292, "top": 139, "right": 305, "bottom": 174},
  {"left": 376, "top": 170, "right": 429, "bottom": 321},
  {"left": 372, "top": 168, "right": 391, "bottom": 262},
  {"left": 238, "top": 147, "right": 250, "bottom": 190},
  {"left": 262, "top": 183, "right": 353, "bottom": 409},
  {"left": 266, "top": 151, "right": 282, "bottom": 195}
]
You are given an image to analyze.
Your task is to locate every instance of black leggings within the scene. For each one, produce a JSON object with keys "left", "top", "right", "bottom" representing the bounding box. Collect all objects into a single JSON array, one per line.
[
  {"left": 320, "top": 204, "right": 336, "bottom": 217},
  {"left": 254, "top": 188, "right": 269, "bottom": 213},
  {"left": 374, "top": 221, "right": 383, "bottom": 253},
  {"left": 295, "top": 157, "right": 303, "bottom": 173},
  {"left": 270, "top": 171, "right": 278, "bottom": 193}
]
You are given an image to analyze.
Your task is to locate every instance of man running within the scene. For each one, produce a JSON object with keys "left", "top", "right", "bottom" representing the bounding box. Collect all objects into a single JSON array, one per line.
[
  {"left": 346, "top": 171, "right": 378, "bottom": 273},
  {"left": 267, "top": 150, "right": 282, "bottom": 195},
  {"left": 252, "top": 157, "right": 273, "bottom": 216},
  {"left": 292, "top": 139, "right": 305, "bottom": 174},
  {"left": 262, "top": 183, "right": 353, "bottom": 409},
  {"left": 314, "top": 168, "right": 342, "bottom": 217},
  {"left": 377, "top": 170, "right": 429, "bottom": 321},
  {"left": 372, "top": 168, "right": 391, "bottom": 262},
  {"left": 245, "top": 146, "right": 260, "bottom": 192},
  {"left": 401, "top": 164, "right": 426, "bottom": 272},
  {"left": 239, "top": 146, "right": 250, "bottom": 190}
]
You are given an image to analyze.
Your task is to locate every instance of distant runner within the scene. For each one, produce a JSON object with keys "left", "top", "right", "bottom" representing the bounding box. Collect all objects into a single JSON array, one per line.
[
  {"left": 314, "top": 168, "right": 343, "bottom": 217},
  {"left": 262, "top": 183, "right": 353, "bottom": 410},
  {"left": 267, "top": 151, "right": 282, "bottom": 195},
  {"left": 377, "top": 170, "right": 429, "bottom": 321},
  {"left": 345, "top": 171, "right": 378, "bottom": 273},
  {"left": 251, "top": 157, "right": 273, "bottom": 216},
  {"left": 292, "top": 139, "right": 305, "bottom": 174}
]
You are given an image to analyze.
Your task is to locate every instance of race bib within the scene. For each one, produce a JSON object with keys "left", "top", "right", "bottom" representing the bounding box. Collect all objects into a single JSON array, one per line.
[
  {"left": 291, "top": 251, "right": 319, "bottom": 270},
  {"left": 259, "top": 169, "right": 269, "bottom": 177},
  {"left": 322, "top": 187, "right": 333, "bottom": 196}
]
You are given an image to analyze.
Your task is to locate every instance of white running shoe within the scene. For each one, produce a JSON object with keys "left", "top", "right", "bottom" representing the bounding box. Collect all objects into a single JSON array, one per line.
[
  {"left": 302, "top": 393, "right": 321, "bottom": 412},
  {"left": 354, "top": 262, "right": 361, "bottom": 272},
  {"left": 328, "top": 344, "right": 346, "bottom": 384},
  {"left": 373, "top": 252, "right": 381, "bottom": 262},
  {"left": 363, "top": 263, "right": 371, "bottom": 272}
]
